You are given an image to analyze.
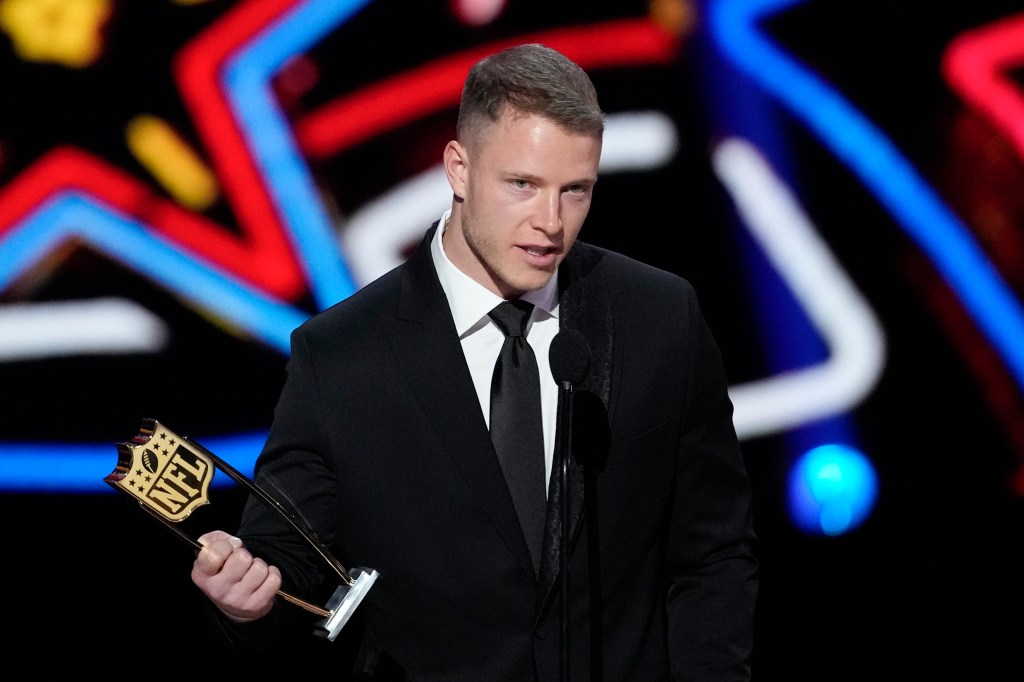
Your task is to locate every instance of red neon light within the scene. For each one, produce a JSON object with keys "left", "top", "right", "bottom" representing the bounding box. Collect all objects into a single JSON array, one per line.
[
  {"left": 0, "top": 146, "right": 291, "bottom": 283},
  {"left": 172, "top": 0, "right": 305, "bottom": 296},
  {"left": 0, "top": 7, "right": 678, "bottom": 303},
  {"left": 296, "top": 18, "right": 678, "bottom": 159},
  {"left": 942, "top": 12, "right": 1024, "bottom": 161},
  {"left": 0, "top": 0, "right": 310, "bottom": 299}
]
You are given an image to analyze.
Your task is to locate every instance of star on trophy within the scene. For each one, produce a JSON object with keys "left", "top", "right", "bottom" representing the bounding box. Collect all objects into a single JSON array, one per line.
[{"left": 103, "top": 418, "right": 377, "bottom": 641}]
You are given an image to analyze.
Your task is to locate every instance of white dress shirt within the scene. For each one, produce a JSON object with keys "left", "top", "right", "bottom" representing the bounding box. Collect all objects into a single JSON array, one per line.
[{"left": 430, "top": 209, "right": 560, "bottom": 494}]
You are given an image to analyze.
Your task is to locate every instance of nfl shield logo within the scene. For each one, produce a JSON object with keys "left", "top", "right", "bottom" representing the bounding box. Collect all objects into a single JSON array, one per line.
[{"left": 105, "top": 419, "right": 214, "bottom": 522}]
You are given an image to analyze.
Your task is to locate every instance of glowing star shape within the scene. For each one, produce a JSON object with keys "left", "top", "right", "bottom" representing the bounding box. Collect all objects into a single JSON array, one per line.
[
  {"left": 0, "top": 8, "right": 681, "bottom": 492},
  {"left": 0, "top": 0, "right": 112, "bottom": 68},
  {"left": 0, "top": 0, "right": 374, "bottom": 321}
]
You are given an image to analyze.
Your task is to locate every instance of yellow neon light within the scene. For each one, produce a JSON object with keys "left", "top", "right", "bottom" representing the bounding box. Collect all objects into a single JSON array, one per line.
[
  {"left": 125, "top": 115, "right": 220, "bottom": 211},
  {"left": 0, "top": 0, "right": 111, "bottom": 68}
]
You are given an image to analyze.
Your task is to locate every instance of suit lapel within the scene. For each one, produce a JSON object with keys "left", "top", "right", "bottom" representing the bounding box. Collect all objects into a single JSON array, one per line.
[
  {"left": 385, "top": 227, "right": 538, "bottom": 584},
  {"left": 537, "top": 242, "right": 614, "bottom": 608}
]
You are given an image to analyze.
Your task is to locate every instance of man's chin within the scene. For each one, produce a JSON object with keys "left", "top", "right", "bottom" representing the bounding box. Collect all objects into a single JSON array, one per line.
[{"left": 515, "top": 272, "right": 556, "bottom": 296}]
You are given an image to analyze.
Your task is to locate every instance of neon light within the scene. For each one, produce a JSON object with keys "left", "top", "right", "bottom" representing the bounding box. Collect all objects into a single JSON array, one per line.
[
  {"left": 295, "top": 18, "right": 678, "bottom": 159},
  {"left": 125, "top": 115, "right": 220, "bottom": 210},
  {"left": 449, "top": 0, "right": 506, "bottom": 27},
  {"left": 711, "top": 0, "right": 1024, "bottom": 397},
  {"left": 0, "top": 298, "right": 168, "bottom": 361},
  {"left": 942, "top": 12, "right": 1024, "bottom": 161},
  {"left": 172, "top": 0, "right": 368, "bottom": 303},
  {"left": 3, "top": 191, "right": 306, "bottom": 351},
  {"left": 0, "top": 14, "right": 688, "bottom": 492},
  {"left": 343, "top": 111, "right": 680, "bottom": 286},
  {"left": 220, "top": 0, "right": 368, "bottom": 309},
  {"left": 713, "top": 138, "right": 886, "bottom": 439},
  {"left": 0, "top": 0, "right": 111, "bottom": 68},
  {"left": 0, "top": 148, "right": 298, "bottom": 299},
  {"left": 4, "top": 431, "right": 267, "bottom": 493},
  {"left": 788, "top": 443, "right": 878, "bottom": 536}
]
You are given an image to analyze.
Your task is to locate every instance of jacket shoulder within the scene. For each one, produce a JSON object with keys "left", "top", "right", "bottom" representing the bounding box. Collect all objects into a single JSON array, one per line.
[
  {"left": 293, "top": 264, "right": 404, "bottom": 343},
  {"left": 569, "top": 240, "right": 696, "bottom": 301}
]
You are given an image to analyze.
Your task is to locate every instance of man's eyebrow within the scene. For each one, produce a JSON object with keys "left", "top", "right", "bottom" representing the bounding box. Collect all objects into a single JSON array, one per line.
[{"left": 502, "top": 170, "right": 598, "bottom": 187}]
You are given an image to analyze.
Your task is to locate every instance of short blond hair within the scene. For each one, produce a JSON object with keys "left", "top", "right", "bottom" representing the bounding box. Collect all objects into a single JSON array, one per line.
[{"left": 457, "top": 43, "right": 604, "bottom": 147}]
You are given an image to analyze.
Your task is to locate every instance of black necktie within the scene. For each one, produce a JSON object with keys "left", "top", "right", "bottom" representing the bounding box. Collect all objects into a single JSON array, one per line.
[{"left": 488, "top": 300, "right": 546, "bottom": 574}]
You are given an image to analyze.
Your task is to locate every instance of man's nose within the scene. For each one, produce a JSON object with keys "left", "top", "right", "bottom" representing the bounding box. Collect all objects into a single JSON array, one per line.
[{"left": 534, "top": 191, "right": 561, "bottom": 233}]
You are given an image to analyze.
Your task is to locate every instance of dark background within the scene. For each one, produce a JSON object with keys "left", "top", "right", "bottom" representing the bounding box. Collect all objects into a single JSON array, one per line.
[{"left": 2, "top": 1, "right": 1023, "bottom": 679}]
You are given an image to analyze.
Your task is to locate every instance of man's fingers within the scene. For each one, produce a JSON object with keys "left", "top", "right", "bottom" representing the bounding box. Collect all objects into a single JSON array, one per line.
[
  {"left": 246, "top": 563, "right": 283, "bottom": 607},
  {"left": 190, "top": 531, "right": 279, "bottom": 621},
  {"left": 193, "top": 537, "right": 236, "bottom": 575},
  {"left": 214, "top": 556, "right": 280, "bottom": 620},
  {"left": 197, "top": 530, "right": 243, "bottom": 549}
]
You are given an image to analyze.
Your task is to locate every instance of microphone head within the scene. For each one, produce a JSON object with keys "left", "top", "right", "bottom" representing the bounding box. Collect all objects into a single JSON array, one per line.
[{"left": 549, "top": 329, "right": 590, "bottom": 385}]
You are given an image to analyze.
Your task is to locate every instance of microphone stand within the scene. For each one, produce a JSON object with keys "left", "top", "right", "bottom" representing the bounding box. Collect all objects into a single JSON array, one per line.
[
  {"left": 549, "top": 328, "right": 590, "bottom": 682},
  {"left": 555, "top": 378, "right": 575, "bottom": 682}
]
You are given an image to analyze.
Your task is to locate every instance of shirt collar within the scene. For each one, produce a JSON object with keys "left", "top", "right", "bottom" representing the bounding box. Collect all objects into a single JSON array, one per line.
[{"left": 431, "top": 209, "right": 560, "bottom": 338}]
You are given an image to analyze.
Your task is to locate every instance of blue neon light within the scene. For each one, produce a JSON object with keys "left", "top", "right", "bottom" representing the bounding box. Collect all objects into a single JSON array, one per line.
[
  {"left": 1, "top": 431, "right": 269, "bottom": 493},
  {"left": 0, "top": 0, "right": 371, "bottom": 491},
  {"left": 1, "top": 193, "right": 307, "bottom": 352},
  {"left": 788, "top": 443, "right": 879, "bottom": 535},
  {"left": 224, "top": 0, "right": 372, "bottom": 310},
  {"left": 710, "top": 0, "right": 1024, "bottom": 390}
]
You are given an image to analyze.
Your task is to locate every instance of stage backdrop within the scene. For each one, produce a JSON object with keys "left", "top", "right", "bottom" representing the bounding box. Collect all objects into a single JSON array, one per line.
[{"left": 1, "top": 0, "right": 1022, "bottom": 679}]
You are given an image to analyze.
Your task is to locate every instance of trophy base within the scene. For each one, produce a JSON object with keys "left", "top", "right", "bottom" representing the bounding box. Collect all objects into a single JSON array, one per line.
[{"left": 313, "top": 566, "right": 380, "bottom": 641}]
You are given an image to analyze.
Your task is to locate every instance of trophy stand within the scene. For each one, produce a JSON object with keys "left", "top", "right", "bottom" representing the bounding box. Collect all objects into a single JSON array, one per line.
[{"left": 104, "top": 418, "right": 378, "bottom": 641}]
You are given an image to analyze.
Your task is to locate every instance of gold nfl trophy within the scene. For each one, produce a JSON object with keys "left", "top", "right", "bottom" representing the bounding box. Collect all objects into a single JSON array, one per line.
[{"left": 104, "top": 418, "right": 378, "bottom": 641}]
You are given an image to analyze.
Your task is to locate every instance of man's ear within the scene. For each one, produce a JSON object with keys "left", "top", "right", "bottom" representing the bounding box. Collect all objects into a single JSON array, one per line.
[{"left": 443, "top": 140, "right": 468, "bottom": 198}]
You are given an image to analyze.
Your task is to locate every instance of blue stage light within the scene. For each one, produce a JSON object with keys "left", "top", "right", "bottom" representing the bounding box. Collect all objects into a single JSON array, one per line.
[{"left": 787, "top": 443, "right": 878, "bottom": 536}]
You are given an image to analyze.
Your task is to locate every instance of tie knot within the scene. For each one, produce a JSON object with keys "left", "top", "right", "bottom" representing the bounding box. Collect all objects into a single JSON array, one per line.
[{"left": 488, "top": 300, "right": 534, "bottom": 338}]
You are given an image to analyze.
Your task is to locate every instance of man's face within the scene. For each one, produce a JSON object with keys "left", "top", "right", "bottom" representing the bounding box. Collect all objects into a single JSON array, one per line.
[{"left": 443, "top": 110, "right": 602, "bottom": 299}]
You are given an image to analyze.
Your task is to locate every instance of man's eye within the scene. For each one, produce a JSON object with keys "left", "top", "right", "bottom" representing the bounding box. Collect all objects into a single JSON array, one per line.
[{"left": 512, "top": 179, "right": 530, "bottom": 189}]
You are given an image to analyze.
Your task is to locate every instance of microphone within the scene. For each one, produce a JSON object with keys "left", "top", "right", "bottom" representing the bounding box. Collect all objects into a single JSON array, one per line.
[
  {"left": 550, "top": 329, "right": 607, "bottom": 467},
  {"left": 549, "top": 329, "right": 590, "bottom": 387},
  {"left": 548, "top": 329, "right": 590, "bottom": 682}
]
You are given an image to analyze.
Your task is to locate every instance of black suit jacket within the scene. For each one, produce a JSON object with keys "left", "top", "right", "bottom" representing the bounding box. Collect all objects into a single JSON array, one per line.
[{"left": 235, "top": 225, "right": 758, "bottom": 681}]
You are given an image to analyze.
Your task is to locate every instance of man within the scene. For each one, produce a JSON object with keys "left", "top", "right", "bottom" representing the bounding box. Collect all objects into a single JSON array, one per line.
[{"left": 192, "top": 43, "right": 758, "bottom": 680}]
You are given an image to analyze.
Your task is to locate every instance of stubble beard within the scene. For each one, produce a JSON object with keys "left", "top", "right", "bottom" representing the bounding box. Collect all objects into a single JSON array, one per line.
[
  {"left": 457, "top": 198, "right": 557, "bottom": 299},
  {"left": 458, "top": 210, "right": 518, "bottom": 298}
]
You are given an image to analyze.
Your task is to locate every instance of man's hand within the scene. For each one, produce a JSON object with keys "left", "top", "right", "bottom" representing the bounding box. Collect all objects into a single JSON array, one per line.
[{"left": 191, "top": 529, "right": 281, "bottom": 623}]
